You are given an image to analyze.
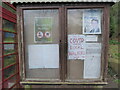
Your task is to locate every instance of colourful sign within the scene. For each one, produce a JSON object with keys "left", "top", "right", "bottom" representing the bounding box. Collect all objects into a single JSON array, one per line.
[{"left": 34, "top": 17, "right": 52, "bottom": 43}]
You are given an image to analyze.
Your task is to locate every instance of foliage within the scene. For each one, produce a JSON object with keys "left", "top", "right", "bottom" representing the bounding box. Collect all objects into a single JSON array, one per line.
[
  {"left": 114, "top": 79, "right": 120, "bottom": 84},
  {"left": 110, "top": 2, "right": 119, "bottom": 38}
]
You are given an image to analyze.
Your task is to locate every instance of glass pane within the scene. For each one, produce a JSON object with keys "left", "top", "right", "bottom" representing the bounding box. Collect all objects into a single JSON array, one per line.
[
  {"left": 0, "top": 58, "right": 2, "bottom": 82},
  {"left": 0, "top": 57, "right": 2, "bottom": 69},
  {"left": 4, "top": 55, "right": 16, "bottom": 67},
  {"left": 0, "top": 17, "right": 2, "bottom": 29},
  {"left": 24, "top": 9, "right": 60, "bottom": 80},
  {"left": 0, "top": 18, "right": 2, "bottom": 90},
  {"left": 2, "top": 3, "right": 16, "bottom": 14},
  {"left": 4, "top": 44, "right": 15, "bottom": 55},
  {"left": 4, "top": 75, "right": 16, "bottom": 88},
  {"left": 0, "top": 84, "right": 2, "bottom": 90},
  {"left": 4, "top": 65, "right": 16, "bottom": 79},
  {"left": 3, "top": 19, "right": 16, "bottom": 33},
  {"left": 0, "top": 44, "right": 2, "bottom": 57},
  {"left": 4, "top": 32, "right": 15, "bottom": 43},
  {"left": 0, "top": 31, "right": 2, "bottom": 43},
  {"left": 67, "top": 9, "right": 103, "bottom": 80}
]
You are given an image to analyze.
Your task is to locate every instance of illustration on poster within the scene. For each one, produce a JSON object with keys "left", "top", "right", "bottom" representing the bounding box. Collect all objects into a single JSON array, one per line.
[
  {"left": 37, "top": 31, "right": 43, "bottom": 38},
  {"left": 45, "top": 31, "right": 51, "bottom": 38}
]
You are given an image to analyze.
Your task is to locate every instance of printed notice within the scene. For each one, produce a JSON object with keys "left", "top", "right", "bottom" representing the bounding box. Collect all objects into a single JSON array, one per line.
[
  {"left": 68, "top": 35, "right": 86, "bottom": 60},
  {"left": 86, "top": 35, "right": 98, "bottom": 41},
  {"left": 34, "top": 17, "right": 52, "bottom": 43},
  {"left": 84, "top": 43, "right": 101, "bottom": 78}
]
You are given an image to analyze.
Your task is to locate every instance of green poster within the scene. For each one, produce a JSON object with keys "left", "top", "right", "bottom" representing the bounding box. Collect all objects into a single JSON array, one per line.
[{"left": 34, "top": 17, "right": 52, "bottom": 43}]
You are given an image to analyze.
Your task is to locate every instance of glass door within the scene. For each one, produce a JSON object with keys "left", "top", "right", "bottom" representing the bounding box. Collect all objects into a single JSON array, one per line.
[
  {"left": 23, "top": 9, "right": 60, "bottom": 80},
  {"left": 66, "top": 9, "right": 103, "bottom": 81}
]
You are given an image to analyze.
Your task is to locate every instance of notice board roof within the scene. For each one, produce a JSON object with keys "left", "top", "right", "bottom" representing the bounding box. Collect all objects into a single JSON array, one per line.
[{"left": 10, "top": 0, "right": 117, "bottom": 3}]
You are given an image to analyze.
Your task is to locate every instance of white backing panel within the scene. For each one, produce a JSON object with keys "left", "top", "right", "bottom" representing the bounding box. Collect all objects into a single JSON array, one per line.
[{"left": 28, "top": 44, "right": 59, "bottom": 69}]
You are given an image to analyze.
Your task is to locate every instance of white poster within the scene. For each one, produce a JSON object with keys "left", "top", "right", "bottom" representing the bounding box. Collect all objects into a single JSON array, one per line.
[
  {"left": 84, "top": 43, "right": 101, "bottom": 79},
  {"left": 86, "top": 35, "right": 98, "bottom": 42},
  {"left": 83, "top": 9, "right": 102, "bottom": 34},
  {"left": 68, "top": 35, "right": 86, "bottom": 60},
  {"left": 28, "top": 44, "right": 59, "bottom": 69}
]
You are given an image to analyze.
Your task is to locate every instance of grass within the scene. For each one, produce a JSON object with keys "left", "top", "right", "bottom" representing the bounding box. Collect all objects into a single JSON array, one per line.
[
  {"left": 114, "top": 79, "right": 120, "bottom": 84},
  {"left": 4, "top": 50, "right": 15, "bottom": 55},
  {"left": 3, "top": 28, "right": 16, "bottom": 33},
  {"left": 108, "top": 39, "right": 120, "bottom": 84},
  {"left": 109, "top": 44, "right": 119, "bottom": 60},
  {"left": 4, "top": 65, "right": 15, "bottom": 79},
  {"left": 4, "top": 38, "right": 15, "bottom": 43},
  {"left": 4, "top": 55, "right": 16, "bottom": 67}
]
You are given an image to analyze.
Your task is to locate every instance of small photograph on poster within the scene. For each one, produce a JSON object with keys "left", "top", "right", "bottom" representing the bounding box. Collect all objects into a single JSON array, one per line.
[
  {"left": 34, "top": 17, "right": 52, "bottom": 43},
  {"left": 83, "top": 9, "right": 102, "bottom": 34}
]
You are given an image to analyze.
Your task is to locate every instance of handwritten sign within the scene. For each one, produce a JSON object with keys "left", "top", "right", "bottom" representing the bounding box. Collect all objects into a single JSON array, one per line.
[{"left": 68, "top": 35, "right": 86, "bottom": 60}]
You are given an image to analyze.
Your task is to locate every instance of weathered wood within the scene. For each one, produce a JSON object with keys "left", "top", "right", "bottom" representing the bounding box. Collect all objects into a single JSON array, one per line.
[
  {"left": 17, "top": 3, "right": 111, "bottom": 83},
  {"left": 21, "top": 81, "right": 107, "bottom": 85}
]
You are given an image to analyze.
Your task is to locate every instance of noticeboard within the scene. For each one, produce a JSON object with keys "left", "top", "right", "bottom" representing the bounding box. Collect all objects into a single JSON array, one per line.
[{"left": 18, "top": 4, "right": 110, "bottom": 84}]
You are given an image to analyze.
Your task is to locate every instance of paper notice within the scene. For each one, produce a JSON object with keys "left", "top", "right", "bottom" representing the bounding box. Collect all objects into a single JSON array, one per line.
[
  {"left": 68, "top": 35, "right": 86, "bottom": 60},
  {"left": 84, "top": 43, "right": 101, "bottom": 79},
  {"left": 28, "top": 44, "right": 59, "bottom": 69},
  {"left": 86, "top": 35, "right": 98, "bottom": 41}
]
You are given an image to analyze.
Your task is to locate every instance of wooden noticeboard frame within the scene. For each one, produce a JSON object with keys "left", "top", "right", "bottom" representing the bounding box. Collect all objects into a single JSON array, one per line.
[{"left": 17, "top": 2, "right": 111, "bottom": 84}]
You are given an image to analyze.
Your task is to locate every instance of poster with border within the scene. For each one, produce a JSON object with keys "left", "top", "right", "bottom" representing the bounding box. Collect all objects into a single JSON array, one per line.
[
  {"left": 34, "top": 17, "right": 52, "bottom": 43},
  {"left": 83, "top": 9, "right": 102, "bottom": 34}
]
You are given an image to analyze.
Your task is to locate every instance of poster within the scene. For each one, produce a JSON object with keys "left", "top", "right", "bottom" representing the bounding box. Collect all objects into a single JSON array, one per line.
[
  {"left": 28, "top": 44, "right": 59, "bottom": 69},
  {"left": 68, "top": 35, "right": 86, "bottom": 60},
  {"left": 83, "top": 9, "right": 102, "bottom": 34},
  {"left": 84, "top": 43, "right": 101, "bottom": 78},
  {"left": 34, "top": 17, "right": 52, "bottom": 43}
]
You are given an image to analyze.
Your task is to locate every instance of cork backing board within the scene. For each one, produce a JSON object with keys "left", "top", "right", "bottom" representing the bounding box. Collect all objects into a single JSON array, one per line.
[
  {"left": 67, "top": 9, "right": 84, "bottom": 80},
  {"left": 23, "top": 9, "right": 103, "bottom": 80},
  {"left": 23, "top": 10, "right": 60, "bottom": 79},
  {"left": 67, "top": 9, "right": 102, "bottom": 80}
]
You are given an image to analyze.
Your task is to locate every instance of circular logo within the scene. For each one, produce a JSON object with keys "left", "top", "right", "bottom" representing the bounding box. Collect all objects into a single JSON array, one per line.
[
  {"left": 37, "top": 31, "right": 43, "bottom": 38},
  {"left": 45, "top": 31, "right": 51, "bottom": 38}
]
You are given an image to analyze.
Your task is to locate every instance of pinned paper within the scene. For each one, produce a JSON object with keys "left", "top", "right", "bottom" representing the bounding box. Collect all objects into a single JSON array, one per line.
[
  {"left": 68, "top": 35, "right": 86, "bottom": 60},
  {"left": 84, "top": 43, "right": 101, "bottom": 78},
  {"left": 28, "top": 44, "right": 59, "bottom": 69},
  {"left": 86, "top": 35, "right": 98, "bottom": 41}
]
